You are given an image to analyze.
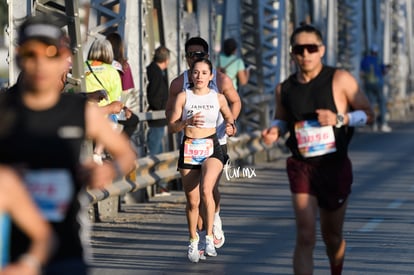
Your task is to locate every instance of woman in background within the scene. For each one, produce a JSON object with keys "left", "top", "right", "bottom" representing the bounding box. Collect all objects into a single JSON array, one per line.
[
  {"left": 105, "top": 32, "right": 139, "bottom": 138},
  {"left": 106, "top": 32, "right": 135, "bottom": 91}
]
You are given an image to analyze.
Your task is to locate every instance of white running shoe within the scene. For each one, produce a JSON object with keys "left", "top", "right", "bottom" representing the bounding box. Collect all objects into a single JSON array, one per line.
[
  {"left": 213, "top": 215, "right": 225, "bottom": 248},
  {"left": 198, "top": 230, "right": 207, "bottom": 260},
  {"left": 188, "top": 235, "right": 200, "bottom": 263},
  {"left": 205, "top": 235, "right": 217, "bottom": 257}
]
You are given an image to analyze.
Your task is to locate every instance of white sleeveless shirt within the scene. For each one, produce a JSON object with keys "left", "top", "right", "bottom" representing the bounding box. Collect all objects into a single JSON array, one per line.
[
  {"left": 183, "top": 69, "right": 227, "bottom": 144},
  {"left": 182, "top": 88, "right": 220, "bottom": 129}
]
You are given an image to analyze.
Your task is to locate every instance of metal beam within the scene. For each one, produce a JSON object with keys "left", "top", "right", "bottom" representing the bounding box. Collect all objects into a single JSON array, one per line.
[{"left": 7, "top": 0, "right": 32, "bottom": 85}]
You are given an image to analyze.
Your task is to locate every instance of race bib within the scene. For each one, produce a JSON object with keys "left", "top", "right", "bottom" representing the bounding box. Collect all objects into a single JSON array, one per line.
[
  {"left": 183, "top": 138, "right": 214, "bottom": 165},
  {"left": 295, "top": 120, "right": 337, "bottom": 158},
  {"left": 24, "top": 170, "right": 74, "bottom": 222}
]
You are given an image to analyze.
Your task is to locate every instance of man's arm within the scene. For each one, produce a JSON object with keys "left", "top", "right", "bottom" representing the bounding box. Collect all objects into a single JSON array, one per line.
[
  {"left": 317, "top": 69, "right": 375, "bottom": 127},
  {"left": 216, "top": 71, "right": 241, "bottom": 120},
  {"left": 165, "top": 74, "right": 184, "bottom": 121},
  {"left": 261, "top": 83, "right": 287, "bottom": 144},
  {"left": 336, "top": 69, "right": 375, "bottom": 125}
]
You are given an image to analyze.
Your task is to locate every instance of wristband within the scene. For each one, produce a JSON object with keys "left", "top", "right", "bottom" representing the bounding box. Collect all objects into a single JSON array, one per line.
[
  {"left": 270, "top": 119, "right": 288, "bottom": 136},
  {"left": 347, "top": 110, "right": 367, "bottom": 127}
]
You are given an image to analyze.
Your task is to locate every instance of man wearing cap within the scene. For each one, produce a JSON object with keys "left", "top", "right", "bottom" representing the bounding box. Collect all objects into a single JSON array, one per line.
[
  {"left": 0, "top": 15, "right": 136, "bottom": 274},
  {"left": 360, "top": 44, "right": 392, "bottom": 132}
]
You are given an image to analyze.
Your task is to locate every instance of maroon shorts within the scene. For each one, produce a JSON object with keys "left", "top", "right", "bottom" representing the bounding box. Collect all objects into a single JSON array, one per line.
[{"left": 286, "top": 156, "right": 353, "bottom": 210}]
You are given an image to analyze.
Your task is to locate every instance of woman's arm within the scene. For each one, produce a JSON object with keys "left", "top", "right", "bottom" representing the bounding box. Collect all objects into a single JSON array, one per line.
[{"left": 168, "top": 92, "right": 188, "bottom": 133}]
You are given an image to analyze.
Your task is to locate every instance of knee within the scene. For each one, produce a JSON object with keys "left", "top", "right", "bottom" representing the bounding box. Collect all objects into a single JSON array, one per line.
[
  {"left": 323, "top": 233, "right": 343, "bottom": 249},
  {"left": 201, "top": 186, "right": 214, "bottom": 201},
  {"left": 186, "top": 197, "right": 200, "bottom": 211},
  {"left": 297, "top": 229, "right": 316, "bottom": 248}
]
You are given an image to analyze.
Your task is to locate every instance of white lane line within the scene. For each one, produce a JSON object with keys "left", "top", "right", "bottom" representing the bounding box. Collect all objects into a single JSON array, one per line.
[
  {"left": 387, "top": 198, "right": 405, "bottom": 209},
  {"left": 358, "top": 218, "right": 384, "bottom": 233},
  {"left": 358, "top": 199, "right": 405, "bottom": 233}
]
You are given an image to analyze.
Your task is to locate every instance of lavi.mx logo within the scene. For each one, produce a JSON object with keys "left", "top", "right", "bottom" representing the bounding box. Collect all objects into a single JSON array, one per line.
[{"left": 223, "top": 159, "right": 257, "bottom": 181}]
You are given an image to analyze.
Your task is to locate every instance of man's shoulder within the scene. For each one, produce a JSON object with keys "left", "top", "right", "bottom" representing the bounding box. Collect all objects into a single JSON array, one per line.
[
  {"left": 170, "top": 73, "right": 185, "bottom": 90},
  {"left": 214, "top": 70, "right": 230, "bottom": 90}
]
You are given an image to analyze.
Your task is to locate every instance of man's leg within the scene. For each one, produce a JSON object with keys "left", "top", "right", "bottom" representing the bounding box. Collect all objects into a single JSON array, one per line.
[
  {"left": 375, "top": 85, "right": 392, "bottom": 132},
  {"left": 147, "top": 126, "right": 165, "bottom": 155},
  {"left": 320, "top": 201, "right": 348, "bottom": 275},
  {"left": 212, "top": 145, "right": 228, "bottom": 248},
  {"left": 201, "top": 158, "right": 224, "bottom": 257},
  {"left": 212, "top": 172, "right": 224, "bottom": 248},
  {"left": 364, "top": 84, "right": 379, "bottom": 130},
  {"left": 291, "top": 193, "right": 318, "bottom": 275},
  {"left": 147, "top": 126, "right": 169, "bottom": 192}
]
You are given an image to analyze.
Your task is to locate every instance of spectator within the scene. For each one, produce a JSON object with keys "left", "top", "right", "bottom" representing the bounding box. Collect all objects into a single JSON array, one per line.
[
  {"left": 360, "top": 44, "right": 392, "bottom": 132},
  {"left": 105, "top": 32, "right": 139, "bottom": 138},
  {"left": 146, "top": 46, "right": 170, "bottom": 155},
  {"left": 85, "top": 38, "right": 135, "bottom": 162},
  {"left": 0, "top": 166, "right": 53, "bottom": 275},
  {"left": 217, "top": 38, "right": 251, "bottom": 90},
  {"left": 168, "top": 58, "right": 236, "bottom": 263},
  {"left": 106, "top": 32, "right": 135, "bottom": 91},
  {"left": 0, "top": 15, "right": 136, "bottom": 274},
  {"left": 85, "top": 38, "right": 122, "bottom": 107}
]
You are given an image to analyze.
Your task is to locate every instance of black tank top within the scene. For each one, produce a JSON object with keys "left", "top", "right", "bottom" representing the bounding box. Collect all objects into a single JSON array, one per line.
[
  {"left": 0, "top": 90, "right": 88, "bottom": 262},
  {"left": 281, "top": 66, "right": 353, "bottom": 161}
]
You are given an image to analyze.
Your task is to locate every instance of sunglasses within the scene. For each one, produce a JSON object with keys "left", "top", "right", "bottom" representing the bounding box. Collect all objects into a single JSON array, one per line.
[
  {"left": 19, "top": 45, "right": 60, "bottom": 59},
  {"left": 290, "top": 44, "right": 321, "bottom": 55},
  {"left": 186, "top": 51, "right": 207, "bottom": 58}
]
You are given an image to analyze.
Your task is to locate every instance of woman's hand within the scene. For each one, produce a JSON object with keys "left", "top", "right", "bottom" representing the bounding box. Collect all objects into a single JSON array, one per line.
[
  {"left": 225, "top": 122, "right": 236, "bottom": 136},
  {"left": 106, "top": 101, "right": 124, "bottom": 114},
  {"left": 187, "top": 112, "right": 204, "bottom": 128},
  {"left": 123, "top": 106, "right": 133, "bottom": 119}
]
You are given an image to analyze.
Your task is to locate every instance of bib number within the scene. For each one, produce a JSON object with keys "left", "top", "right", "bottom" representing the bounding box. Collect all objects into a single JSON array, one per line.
[
  {"left": 295, "top": 120, "right": 337, "bottom": 158},
  {"left": 24, "top": 170, "right": 74, "bottom": 222},
  {"left": 184, "top": 138, "right": 214, "bottom": 165}
]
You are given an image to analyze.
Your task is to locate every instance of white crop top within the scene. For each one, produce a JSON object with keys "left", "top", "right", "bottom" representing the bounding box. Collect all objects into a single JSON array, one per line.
[
  {"left": 183, "top": 69, "right": 227, "bottom": 144},
  {"left": 182, "top": 88, "right": 221, "bottom": 129}
]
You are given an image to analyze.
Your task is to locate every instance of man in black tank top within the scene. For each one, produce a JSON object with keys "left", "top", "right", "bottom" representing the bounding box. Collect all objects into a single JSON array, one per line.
[
  {"left": 262, "top": 25, "right": 374, "bottom": 275},
  {"left": 0, "top": 15, "right": 136, "bottom": 275}
]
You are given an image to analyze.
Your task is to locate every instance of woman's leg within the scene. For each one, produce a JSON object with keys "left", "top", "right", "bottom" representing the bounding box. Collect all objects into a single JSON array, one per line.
[
  {"left": 200, "top": 158, "right": 224, "bottom": 237},
  {"left": 180, "top": 168, "right": 201, "bottom": 239}
]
